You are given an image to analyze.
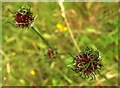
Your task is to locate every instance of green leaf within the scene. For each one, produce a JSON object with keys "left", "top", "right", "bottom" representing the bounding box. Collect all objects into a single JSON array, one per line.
[
  {"left": 86, "top": 28, "right": 97, "bottom": 33},
  {"left": 64, "top": 57, "right": 74, "bottom": 66}
]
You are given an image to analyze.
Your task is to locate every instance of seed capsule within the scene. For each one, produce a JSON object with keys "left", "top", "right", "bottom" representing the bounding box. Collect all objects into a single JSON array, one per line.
[
  {"left": 72, "top": 47, "right": 102, "bottom": 80},
  {"left": 47, "top": 48, "right": 57, "bottom": 59},
  {"left": 15, "top": 6, "right": 34, "bottom": 28}
]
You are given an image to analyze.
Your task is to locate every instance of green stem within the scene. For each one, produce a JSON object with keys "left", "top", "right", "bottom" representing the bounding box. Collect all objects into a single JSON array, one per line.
[
  {"left": 68, "top": 52, "right": 75, "bottom": 59},
  {"left": 31, "top": 26, "right": 52, "bottom": 48}
]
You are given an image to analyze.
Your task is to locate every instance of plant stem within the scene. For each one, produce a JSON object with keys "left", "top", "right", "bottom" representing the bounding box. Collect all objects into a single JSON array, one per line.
[
  {"left": 31, "top": 26, "right": 52, "bottom": 48},
  {"left": 58, "top": 0, "right": 81, "bottom": 53}
]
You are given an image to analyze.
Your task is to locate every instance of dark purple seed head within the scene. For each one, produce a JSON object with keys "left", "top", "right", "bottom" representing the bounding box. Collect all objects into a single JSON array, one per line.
[
  {"left": 15, "top": 6, "right": 34, "bottom": 28},
  {"left": 73, "top": 47, "right": 102, "bottom": 76},
  {"left": 47, "top": 48, "right": 57, "bottom": 59}
]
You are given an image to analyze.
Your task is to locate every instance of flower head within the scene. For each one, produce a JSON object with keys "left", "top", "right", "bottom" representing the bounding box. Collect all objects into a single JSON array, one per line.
[
  {"left": 11, "top": 52, "right": 16, "bottom": 56},
  {"left": 30, "top": 70, "right": 35, "bottom": 76},
  {"left": 72, "top": 47, "right": 102, "bottom": 80},
  {"left": 47, "top": 48, "right": 57, "bottom": 59},
  {"left": 56, "top": 23, "right": 67, "bottom": 32},
  {"left": 15, "top": 6, "right": 34, "bottom": 28}
]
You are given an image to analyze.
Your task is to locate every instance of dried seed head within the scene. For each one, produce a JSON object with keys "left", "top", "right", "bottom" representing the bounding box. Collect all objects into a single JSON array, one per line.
[
  {"left": 72, "top": 47, "right": 102, "bottom": 79},
  {"left": 15, "top": 6, "right": 34, "bottom": 28},
  {"left": 47, "top": 48, "right": 57, "bottom": 59}
]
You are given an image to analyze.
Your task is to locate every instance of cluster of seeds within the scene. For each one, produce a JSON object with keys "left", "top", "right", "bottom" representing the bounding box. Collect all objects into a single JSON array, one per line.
[
  {"left": 47, "top": 48, "right": 57, "bottom": 59},
  {"left": 15, "top": 7, "right": 34, "bottom": 28},
  {"left": 72, "top": 47, "right": 102, "bottom": 80}
]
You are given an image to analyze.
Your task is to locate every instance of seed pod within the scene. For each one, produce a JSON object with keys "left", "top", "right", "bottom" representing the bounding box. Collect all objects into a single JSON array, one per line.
[
  {"left": 47, "top": 48, "right": 57, "bottom": 59},
  {"left": 72, "top": 47, "right": 102, "bottom": 80},
  {"left": 14, "top": 6, "right": 34, "bottom": 28}
]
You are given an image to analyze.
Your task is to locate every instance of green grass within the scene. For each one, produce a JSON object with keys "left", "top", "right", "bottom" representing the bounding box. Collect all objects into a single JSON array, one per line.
[{"left": 2, "top": 2, "right": 118, "bottom": 86}]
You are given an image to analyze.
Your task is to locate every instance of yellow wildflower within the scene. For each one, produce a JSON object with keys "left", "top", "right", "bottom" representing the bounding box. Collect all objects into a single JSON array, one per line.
[
  {"left": 30, "top": 70, "right": 35, "bottom": 76},
  {"left": 56, "top": 23, "right": 67, "bottom": 32},
  {"left": 11, "top": 52, "right": 16, "bottom": 56},
  {"left": 8, "top": 13, "right": 14, "bottom": 17}
]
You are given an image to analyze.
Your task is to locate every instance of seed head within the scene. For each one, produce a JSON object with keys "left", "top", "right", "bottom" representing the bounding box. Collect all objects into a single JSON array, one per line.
[
  {"left": 15, "top": 6, "right": 34, "bottom": 28},
  {"left": 47, "top": 48, "right": 57, "bottom": 59},
  {"left": 72, "top": 47, "right": 102, "bottom": 79}
]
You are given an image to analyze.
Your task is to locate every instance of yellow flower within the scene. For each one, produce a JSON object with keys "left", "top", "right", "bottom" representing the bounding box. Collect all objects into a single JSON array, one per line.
[
  {"left": 11, "top": 52, "right": 16, "bottom": 56},
  {"left": 30, "top": 70, "right": 35, "bottom": 76},
  {"left": 8, "top": 13, "right": 14, "bottom": 17},
  {"left": 56, "top": 23, "right": 67, "bottom": 32}
]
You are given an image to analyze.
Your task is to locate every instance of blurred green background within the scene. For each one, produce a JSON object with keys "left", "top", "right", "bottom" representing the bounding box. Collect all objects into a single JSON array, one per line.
[{"left": 2, "top": 2, "right": 118, "bottom": 86}]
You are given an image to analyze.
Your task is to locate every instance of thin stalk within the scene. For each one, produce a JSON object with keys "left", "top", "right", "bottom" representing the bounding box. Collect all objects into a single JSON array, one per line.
[
  {"left": 68, "top": 52, "right": 75, "bottom": 59},
  {"left": 31, "top": 26, "right": 52, "bottom": 48},
  {"left": 58, "top": 0, "right": 81, "bottom": 53}
]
